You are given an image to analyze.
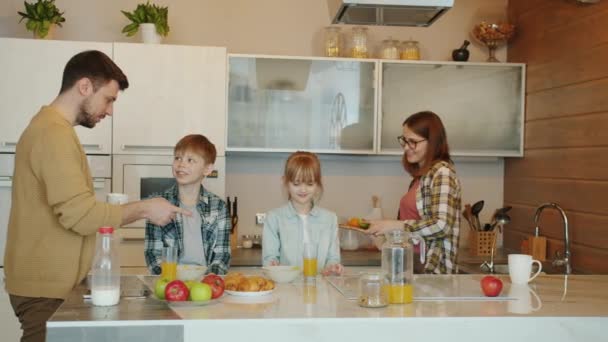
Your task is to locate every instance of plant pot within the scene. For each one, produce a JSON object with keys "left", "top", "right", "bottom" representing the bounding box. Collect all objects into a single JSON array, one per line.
[
  {"left": 140, "top": 23, "right": 162, "bottom": 44},
  {"left": 33, "top": 24, "right": 56, "bottom": 40}
]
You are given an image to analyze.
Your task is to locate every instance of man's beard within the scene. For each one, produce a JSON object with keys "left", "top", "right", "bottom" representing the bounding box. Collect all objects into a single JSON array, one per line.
[{"left": 76, "top": 99, "right": 97, "bottom": 129}]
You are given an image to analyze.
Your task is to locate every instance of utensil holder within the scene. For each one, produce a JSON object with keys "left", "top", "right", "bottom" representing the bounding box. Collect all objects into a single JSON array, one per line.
[{"left": 469, "top": 231, "right": 496, "bottom": 256}]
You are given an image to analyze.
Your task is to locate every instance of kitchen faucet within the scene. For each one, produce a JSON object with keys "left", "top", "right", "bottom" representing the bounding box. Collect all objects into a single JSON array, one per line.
[{"left": 534, "top": 203, "right": 572, "bottom": 274}]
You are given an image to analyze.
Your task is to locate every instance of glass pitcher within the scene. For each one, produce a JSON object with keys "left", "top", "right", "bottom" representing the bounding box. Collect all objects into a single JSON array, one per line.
[{"left": 381, "top": 229, "right": 425, "bottom": 304}]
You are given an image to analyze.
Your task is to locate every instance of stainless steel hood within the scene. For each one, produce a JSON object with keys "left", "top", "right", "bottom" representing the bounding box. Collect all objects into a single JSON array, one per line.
[{"left": 328, "top": 0, "right": 453, "bottom": 27}]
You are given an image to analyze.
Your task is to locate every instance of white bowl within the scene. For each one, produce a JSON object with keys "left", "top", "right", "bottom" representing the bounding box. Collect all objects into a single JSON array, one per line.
[
  {"left": 262, "top": 265, "right": 300, "bottom": 283},
  {"left": 177, "top": 264, "right": 208, "bottom": 281}
]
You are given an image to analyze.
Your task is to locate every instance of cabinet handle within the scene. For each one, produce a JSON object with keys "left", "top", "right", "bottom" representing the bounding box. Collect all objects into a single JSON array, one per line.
[
  {"left": 82, "top": 144, "right": 103, "bottom": 150},
  {"left": 121, "top": 145, "right": 174, "bottom": 150},
  {"left": 121, "top": 236, "right": 145, "bottom": 241},
  {"left": 0, "top": 177, "right": 12, "bottom": 187},
  {"left": 1, "top": 142, "right": 17, "bottom": 147},
  {"left": 92, "top": 179, "right": 107, "bottom": 189}
]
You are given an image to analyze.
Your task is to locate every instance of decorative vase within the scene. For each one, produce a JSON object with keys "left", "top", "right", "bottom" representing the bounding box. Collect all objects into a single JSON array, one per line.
[
  {"left": 140, "top": 23, "right": 161, "bottom": 44},
  {"left": 472, "top": 22, "right": 515, "bottom": 63}
]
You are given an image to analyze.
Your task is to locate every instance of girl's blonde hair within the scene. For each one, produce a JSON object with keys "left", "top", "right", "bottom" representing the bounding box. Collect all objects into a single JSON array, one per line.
[{"left": 283, "top": 151, "right": 323, "bottom": 197}]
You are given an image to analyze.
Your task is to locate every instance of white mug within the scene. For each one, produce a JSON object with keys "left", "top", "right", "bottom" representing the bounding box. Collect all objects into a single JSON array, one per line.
[
  {"left": 507, "top": 284, "right": 542, "bottom": 314},
  {"left": 106, "top": 193, "right": 128, "bottom": 205},
  {"left": 508, "top": 254, "right": 542, "bottom": 285}
]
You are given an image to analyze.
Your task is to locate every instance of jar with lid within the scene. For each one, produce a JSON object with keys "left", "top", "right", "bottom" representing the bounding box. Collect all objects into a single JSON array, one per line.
[
  {"left": 350, "top": 26, "right": 369, "bottom": 58},
  {"left": 358, "top": 272, "right": 389, "bottom": 308},
  {"left": 380, "top": 37, "right": 400, "bottom": 59},
  {"left": 242, "top": 235, "right": 253, "bottom": 248},
  {"left": 90, "top": 226, "right": 121, "bottom": 306},
  {"left": 381, "top": 229, "right": 416, "bottom": 304},
  {"left": 324, "top": 26, "right": 342, "bottom": 57},
  {"left": 400, "top": 40, "right": 420, "bottom": 60}
]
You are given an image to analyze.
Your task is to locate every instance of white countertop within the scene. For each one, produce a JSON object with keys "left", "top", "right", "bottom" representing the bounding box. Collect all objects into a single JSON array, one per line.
[{"left": 47, "top": 267, "right": 608, "bottom": 342}]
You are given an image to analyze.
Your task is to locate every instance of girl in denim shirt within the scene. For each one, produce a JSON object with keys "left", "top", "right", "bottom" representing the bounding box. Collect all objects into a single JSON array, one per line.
[{"left": 262, "top": 151, "right": 344, "bottom": 276}]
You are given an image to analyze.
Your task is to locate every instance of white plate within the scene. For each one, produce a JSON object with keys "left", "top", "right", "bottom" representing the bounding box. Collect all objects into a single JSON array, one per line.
[{"left": 225, "top": 289, "right": 274, "bottom": 297}]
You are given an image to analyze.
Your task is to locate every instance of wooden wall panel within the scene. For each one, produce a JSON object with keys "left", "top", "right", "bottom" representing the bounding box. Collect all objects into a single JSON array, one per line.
[
  {"left": 526, "top": 43, "right": 608, "bottom": 93},
  {"left": 506, "top": 0, "right": 608, "bottom": 274},
  {"left": 526, "top": 80, "right": 608, "bottom": 120},
  {"left": 525, "top": 112, "right": 608, "bottom": 149},
  {"left": 508, "top": 3, "right": 608, "bottom": 64},
  {"left": 505, "top": 148, "right": 608, "bottom": 180}
]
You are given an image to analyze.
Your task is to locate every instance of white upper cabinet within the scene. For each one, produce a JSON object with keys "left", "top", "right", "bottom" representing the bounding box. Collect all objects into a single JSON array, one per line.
[
  {"left": 227, "top": 55, "right": 377, "bottom": 154},
  {"left": 112, "top": 43, "right": 227, "bottom": 156},
  {"left": 0, "top": 38, "right": 113, "bottom": 154},
  {"left": 379, "top": 61, "right": 525, "bottom": 157}
]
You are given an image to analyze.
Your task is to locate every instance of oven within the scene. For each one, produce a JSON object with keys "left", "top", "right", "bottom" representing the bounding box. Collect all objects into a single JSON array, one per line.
[
  {"left": 0, "top": 154, "right": 111, "bottom": 267},
  {"left": 112, "top": 154, "right": 226, "bottom": 229}
]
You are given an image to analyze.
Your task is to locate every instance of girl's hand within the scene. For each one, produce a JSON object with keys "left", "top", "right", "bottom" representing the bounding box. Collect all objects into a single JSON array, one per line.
[
  {"left": 268, "top": 259, "right": 280, "bottom": 266},
  {"left": 322, "top": 263, "right": 344, "bottom": 276},
  {"left": 366, "top": 220, "right": 404, "bottom": 236}
]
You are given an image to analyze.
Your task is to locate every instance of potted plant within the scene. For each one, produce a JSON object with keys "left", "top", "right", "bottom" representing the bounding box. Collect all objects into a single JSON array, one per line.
[
  {"left": 17, "top": 0, "right": 66, "bottom": 39},
  {"left": 121, "top": 1, "right": 169, "bottom": 44}
]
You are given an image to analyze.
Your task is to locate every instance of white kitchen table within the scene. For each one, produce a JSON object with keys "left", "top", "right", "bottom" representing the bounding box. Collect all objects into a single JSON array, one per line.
[{"left": 47, "top": 267, "right": 608, "bottom": 342}]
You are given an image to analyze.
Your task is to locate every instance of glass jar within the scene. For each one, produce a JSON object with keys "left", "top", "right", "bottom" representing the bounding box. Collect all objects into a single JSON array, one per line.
[
  {"left": 380, "top": 37, "right": 400, "bottom": 60},
  {"left": 358, "top": 272, "right": 389, "bottom": 308},
  {"left": 400, "top": 40, "right": 421, "bottom": 60},
  {"left": 324, "top": 26, "right": 342, "bottom": 57},
  {"left": 350, "top": 26, "right": 369, "bottom": 58},
  {"left": 381, "top": 230, "right": 414, "bottom": 304},
  {"left": 242, "top": 235, "right": 253, "bottom": 248}
]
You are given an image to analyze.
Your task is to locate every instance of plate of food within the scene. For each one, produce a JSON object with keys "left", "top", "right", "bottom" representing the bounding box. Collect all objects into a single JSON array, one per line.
[
  {"left": 142, "top": 276, "right": 223, "bottom": 307},
  {"left": 224, "top": 272, "right": 275, "bottom": 297},
  {"left": 339, "top": 217, "right": 371, "bottom": 232}
]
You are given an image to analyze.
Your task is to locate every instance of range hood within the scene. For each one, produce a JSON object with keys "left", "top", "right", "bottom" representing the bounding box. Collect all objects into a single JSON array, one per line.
[{"left": 328, "top": 0, "right": 453, "bottom": 27}]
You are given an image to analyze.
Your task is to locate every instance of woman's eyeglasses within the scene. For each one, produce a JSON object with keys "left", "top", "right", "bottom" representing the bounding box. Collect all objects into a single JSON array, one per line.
[{"left": 397, "top": 135, "right": 426, "bottom": 149}]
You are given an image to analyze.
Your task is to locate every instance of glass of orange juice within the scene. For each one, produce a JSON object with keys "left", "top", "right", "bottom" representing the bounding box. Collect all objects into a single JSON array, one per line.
[
  {"left": 302, "top": 243, "right": 318, "bottom": 279},
  {"left": 161, "top": 246, "right": 178, "bottom": 281}
]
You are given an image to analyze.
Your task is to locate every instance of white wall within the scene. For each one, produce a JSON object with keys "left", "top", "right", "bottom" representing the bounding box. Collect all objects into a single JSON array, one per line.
[
  {"left": 226, "top": 154, "right": 504, "bottom": 248},
  {"left": 0, "top": 0, "right": 508, "bottom": 62}
]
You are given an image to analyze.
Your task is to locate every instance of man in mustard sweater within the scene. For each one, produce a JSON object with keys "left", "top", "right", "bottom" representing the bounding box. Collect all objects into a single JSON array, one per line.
[{"left": 4, "top": 50, "right": 191, "bottom": 342}]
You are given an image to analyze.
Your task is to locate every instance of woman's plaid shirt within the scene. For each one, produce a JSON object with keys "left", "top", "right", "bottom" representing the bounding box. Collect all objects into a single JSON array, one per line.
[{"left": 404, "top": 160, "right": 462, "bottom": 274}]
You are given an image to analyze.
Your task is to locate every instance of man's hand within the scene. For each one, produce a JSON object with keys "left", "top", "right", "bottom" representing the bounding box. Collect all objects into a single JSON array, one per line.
[{"left": 144, "top": 197, "right": 192, "bottom": 226}]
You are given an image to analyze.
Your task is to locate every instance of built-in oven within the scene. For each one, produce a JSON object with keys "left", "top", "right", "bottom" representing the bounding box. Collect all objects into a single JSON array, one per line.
[
  {"left": 0, "top": 154, "right": 111, "bottom": 267},
  {"left": 112, "top": 154, "right": 226, "bottom": 267}
]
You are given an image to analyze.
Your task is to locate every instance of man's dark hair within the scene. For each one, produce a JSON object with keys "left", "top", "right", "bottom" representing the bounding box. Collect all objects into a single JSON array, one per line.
[{"left": 59, "top": 50, "right": 129, "bottom": 94}]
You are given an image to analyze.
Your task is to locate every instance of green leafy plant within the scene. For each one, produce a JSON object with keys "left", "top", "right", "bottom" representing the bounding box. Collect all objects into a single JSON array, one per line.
[
  {"left": 17, "top": 0, "right": 66, "bottom": 38},
  {"left": 121, "top": 2, "right": 169, "bottom": 37}
]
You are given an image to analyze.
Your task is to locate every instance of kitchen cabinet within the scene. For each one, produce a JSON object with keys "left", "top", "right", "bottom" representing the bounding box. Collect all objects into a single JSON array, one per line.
[
  {"left": 226, "top": 55, "right": 525, "bottom": 157},
  {"left": 227, "top": 55, "right": 377, "bottom": 154},
  {"left": 379, "top": 61, "right": 525, "bottom": 157},
  {"left": 0, "top": 38, "right": 113, "bottom": 154},
  {"left": 112, "top": 43, "right": 227, "bottom": 156}
]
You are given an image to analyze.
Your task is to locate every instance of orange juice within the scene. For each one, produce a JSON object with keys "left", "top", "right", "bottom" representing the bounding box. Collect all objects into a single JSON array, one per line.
[
  {"left": 303, "top": 258, "right": 318, "bottom": 277},
  {"left": 383, "top": 284, "right": 414, "bottom": 304},
  {"left": 161, "top": 261, "right": 177, "bottom": 281}
]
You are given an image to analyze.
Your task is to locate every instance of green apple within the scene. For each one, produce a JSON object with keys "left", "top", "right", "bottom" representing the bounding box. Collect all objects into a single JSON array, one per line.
[
  {"left": 184, "top": 280, "right": 196, "bottom": 290},
  {"left": 189, "top": 282, "right": 212, "bottom": 302},
  {"left": 155, "top": 278, "right": 171, "bottom": 300}
]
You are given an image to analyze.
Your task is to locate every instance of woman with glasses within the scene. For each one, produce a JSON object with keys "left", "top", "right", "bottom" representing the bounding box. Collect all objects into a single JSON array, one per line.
[{"left": 366, "top": 111, "right": 462, "bottom": 274}]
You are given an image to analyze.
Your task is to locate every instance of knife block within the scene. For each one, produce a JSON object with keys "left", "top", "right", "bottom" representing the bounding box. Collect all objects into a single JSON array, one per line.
[
  {"left": 528, "top": 236, "right": 546, "bottom": 261},
  {"left": 230, "top": 224, "right": 238, "bottom": 250}
]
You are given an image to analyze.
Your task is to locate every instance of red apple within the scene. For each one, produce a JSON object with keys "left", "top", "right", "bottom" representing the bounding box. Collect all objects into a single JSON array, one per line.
[
  {"left": 480, "top": 275, "right": 503, "bottom": 297},
  {"left": 165, "top": 280, "right": 189, "bottom": 301},
  {"left": 202, "top": 273, "right": 225, "bottom": 299}
]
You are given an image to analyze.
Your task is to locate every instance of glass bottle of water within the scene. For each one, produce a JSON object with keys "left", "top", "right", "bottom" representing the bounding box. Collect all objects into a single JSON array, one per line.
[
  {"left": 381, "top": 229, "right": 414, "bottom": 304},
  {"left": 90, "top": 226, "right": 121, "bottom": 306}
]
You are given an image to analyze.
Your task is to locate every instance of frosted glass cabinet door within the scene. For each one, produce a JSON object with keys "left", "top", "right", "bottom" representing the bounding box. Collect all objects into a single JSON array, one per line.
[
  {"left": 380, "top": 62, "right": 525, "bottom": 156},
  {"left": 227, "top": 56, "right": 377, "bottom": 153}
]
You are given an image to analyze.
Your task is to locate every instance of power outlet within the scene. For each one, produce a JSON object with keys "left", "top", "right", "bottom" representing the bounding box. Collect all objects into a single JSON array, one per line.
[{"left": 255, "top": 213, "right": 266, "bottom": 225}]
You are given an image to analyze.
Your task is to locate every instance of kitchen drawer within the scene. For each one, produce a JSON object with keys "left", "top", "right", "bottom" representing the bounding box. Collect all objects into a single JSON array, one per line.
[{"left": 117, "top": 229, "right": 146, "bottom": 267}]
